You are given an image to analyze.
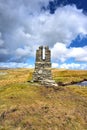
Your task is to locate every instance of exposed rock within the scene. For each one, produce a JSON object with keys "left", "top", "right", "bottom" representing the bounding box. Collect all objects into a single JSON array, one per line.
[{"left": 41, "top": 79, "right": 58, "bottom": 87}]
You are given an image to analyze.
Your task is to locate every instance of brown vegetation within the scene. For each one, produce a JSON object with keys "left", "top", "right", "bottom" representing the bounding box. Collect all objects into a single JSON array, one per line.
[{"left": 0, "top": 68, "right": 87, "bottom": 130}]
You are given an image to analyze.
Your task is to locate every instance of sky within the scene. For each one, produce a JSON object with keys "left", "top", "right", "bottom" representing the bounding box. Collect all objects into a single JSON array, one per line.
[{"left": 0, "top": 0, "right": 87, "bottom": 69}]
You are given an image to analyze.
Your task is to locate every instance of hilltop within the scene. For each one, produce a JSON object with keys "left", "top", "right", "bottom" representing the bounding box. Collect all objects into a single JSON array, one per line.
[{"left": 0, "top": 68, "right": 87, "bottom": 130}]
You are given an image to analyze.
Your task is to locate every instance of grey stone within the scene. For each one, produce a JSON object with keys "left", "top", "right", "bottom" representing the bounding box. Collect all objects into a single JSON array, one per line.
[
  {"left": 33, "top": 46, "right": 58, "bottom": 87},
  {"left": 41, "top": 79, "right": 58, "bottom": 87}
]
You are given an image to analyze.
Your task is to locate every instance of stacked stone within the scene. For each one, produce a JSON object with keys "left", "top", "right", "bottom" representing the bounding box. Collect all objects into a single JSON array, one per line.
[
  {"left": 33, "top": 46, "right": 58, "bottom": 87},
  {"left": 36, "top": 46, "right": 43, "bottom": 62},
  {"left": 45, "top": 46, "right": 51, "bottom": 62}
]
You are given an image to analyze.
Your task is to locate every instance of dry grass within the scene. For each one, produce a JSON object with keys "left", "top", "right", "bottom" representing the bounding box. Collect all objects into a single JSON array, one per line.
[
  {"left": 0, "top": 68, "right": 33, "bottom": 87},
  {"left": 52, "top": 69, "right": 87, "bottom": 83},
  {"left": 0, "top": 68, "right": 87, "bottom": 130}
]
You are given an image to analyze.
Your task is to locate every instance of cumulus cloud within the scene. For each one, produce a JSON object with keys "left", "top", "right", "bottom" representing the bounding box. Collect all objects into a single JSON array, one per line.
[
  {"left": 0, "top": 0, "right": 87, "bottom": 68},
  {"left": 52, "top": 61, "right": 87, "bottom": 70},
  {"left": 59, "top": 63, "right": 87, "bottom": 70},
  {"left": 68, "top": 46, "right": 87, "bottom": 62},
  {"left": 51, "top": 42, "right": 87, "bottom": 62},
  {"left": 51, "top": 43, "right": 67, "bottom": 62}
]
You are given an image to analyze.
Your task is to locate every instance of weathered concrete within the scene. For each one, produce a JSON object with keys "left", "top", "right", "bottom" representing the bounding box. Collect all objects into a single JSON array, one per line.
[{"left": 33, "top": 46, "right": 58, "bottom": 87}]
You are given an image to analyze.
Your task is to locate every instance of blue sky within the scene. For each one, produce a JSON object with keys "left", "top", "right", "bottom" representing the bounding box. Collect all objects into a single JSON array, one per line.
[{"left": 0, "top": 0, "right": 87, "bottom": 69}]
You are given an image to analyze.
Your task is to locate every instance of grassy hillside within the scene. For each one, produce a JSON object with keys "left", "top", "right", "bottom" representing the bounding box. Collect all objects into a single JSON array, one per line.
[
  {"left": 0, "top": 68, "right": 87, "bottom": 130},
  {"left": 52, "top": 69, "right": 87, "bottom": 83}
]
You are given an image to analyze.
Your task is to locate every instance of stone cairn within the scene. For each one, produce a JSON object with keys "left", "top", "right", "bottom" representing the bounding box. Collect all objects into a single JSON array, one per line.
[{"left": 33, "top": 46, "right": 58, "bottom": 87}]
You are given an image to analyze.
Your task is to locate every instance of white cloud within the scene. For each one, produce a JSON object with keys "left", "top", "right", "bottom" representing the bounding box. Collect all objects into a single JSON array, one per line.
[
  {"left": 52, "top": 63, "right": 59, "bottom": 68},
  {"left": 16, "top": 46, "right": 34, "bottom": 57},
  {"left": 60, "top": 63, "right": 80, "bottom": 69},
  {"left": 11, "top": 5, "right": 87, "bottom": 62},
  {"left": 0, "top": 1, "right": 87, "bottom": 69},
  {"left": 60, "top": 63, "right": 87, "bottom": 70},
  {"left": 51, "top": 42, "right": 87, "bottom": 62},
  {"left": 68, "top": 46, "right": 87, "bottom": 62},
  {"left": 0, "top": 62, "right": 34, "bottom": 68},
  {"left": 52, "top": 62, "right": 87, "bottom": 70},
  {"left": 30, "top": 5, "right": 87, "bottom": 47},
  {"left": 51, "top": 42, "right": 68, "bottom": 62}
]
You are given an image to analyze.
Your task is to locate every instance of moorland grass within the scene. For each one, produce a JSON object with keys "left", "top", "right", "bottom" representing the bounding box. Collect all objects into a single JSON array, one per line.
[{"left": 0, "top": 68, "right": 87, "bottom": 130}]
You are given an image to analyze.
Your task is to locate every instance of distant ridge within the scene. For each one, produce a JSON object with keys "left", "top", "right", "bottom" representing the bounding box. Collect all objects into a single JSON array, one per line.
[{"left": 0, "top": 67, "right": 10, "bottom": 70}]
